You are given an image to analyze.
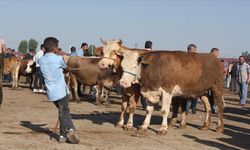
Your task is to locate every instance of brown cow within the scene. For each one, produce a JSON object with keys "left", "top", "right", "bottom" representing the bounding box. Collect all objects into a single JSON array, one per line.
[
  {"left": 3, "top": 57, "right": 35, "bottom": 88},
  {"left": 66, "top": 56, "right": 120, "bottom": 104},
  {"left": 119, "top": 50, "right": 224, "bottom": 134},
  {"left": 98, "top": 39, "right": 221, "bottom": 132}
]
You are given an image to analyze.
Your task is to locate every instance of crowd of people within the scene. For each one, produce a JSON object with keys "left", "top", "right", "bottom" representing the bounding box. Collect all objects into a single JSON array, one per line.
[{"left": 0, "top": 36, "right": 249, "bottom": 144}]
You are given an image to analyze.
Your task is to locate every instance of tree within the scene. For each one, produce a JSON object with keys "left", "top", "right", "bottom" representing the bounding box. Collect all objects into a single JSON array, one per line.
[
  {"left": 18, "top": 40, "right": 28, "bottom": 53},
  {"left": 241, "top": 51, "right": 250, "bottom": 59},
  {"left": 88, "top": 44, "right": 96, "bottom": 56},
  {"left": 28, "top": 38, "right": 38, "bottom": 50}
]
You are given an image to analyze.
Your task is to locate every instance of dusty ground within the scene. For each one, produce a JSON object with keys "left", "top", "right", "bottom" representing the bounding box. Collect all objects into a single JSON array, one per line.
[{"left": 0, "top": 83, "right": 249, "bottom": 150}]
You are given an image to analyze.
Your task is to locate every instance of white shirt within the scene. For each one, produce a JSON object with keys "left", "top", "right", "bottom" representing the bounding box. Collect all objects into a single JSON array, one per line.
[
  {"left": 0, "top": 38, "right": 6, "bottom": 54},
  {"left": 33, "top": 50, "right": 44, "bottom": 67}
]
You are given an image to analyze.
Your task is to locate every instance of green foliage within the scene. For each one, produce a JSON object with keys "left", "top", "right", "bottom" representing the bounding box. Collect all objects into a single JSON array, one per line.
[
  {"left": 28, "top": 38, "right": 38, "bottom": 50},
  {"left": 88, "top": 44, "right": 96, "bottom": 56},
  {"left": 241, "top": 51, "right": 250, "bottom": 60},
  {"left": 18, "top": 40, "right": 28, "bottom": 53}
]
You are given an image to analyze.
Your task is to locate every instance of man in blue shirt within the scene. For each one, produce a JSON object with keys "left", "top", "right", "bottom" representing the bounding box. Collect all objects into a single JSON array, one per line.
[
  {"left": 75, "top": 43, "right": 88, "bottom": 56},
  {"left": 39, "top": 37, "right": 80, "bottom": 144}
]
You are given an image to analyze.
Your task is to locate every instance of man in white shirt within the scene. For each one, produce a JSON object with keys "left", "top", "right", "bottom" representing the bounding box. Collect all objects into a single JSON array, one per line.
[
  {"left": 33, "top": 44, "right": 45, "bottom": 93},
  {"left": 0, "top": 37, "right": 6, "bottom": 54}
]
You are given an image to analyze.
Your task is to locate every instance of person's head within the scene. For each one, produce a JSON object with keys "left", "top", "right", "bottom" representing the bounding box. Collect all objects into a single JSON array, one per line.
[
  {"left": 12, "top": 49, "right": 15, "bottom": 52},
  {"left": 29, "top": 49, "right": 35, "bottom": 55},
  {"left": 81, "top": 43, "right": 88, "bottom": 51},
  {"left": 145, "top": 41, "right": 153, "bottom": 49},
  {"left": 43, "top": 37, "right": 59, "bottom": 53},
  {"left": 70, "top": 46, "right": 76, "bottom": 53},
  {"left": 187, "top": 44, "right": 197, "bottom": 53},
  {"left": 239, "top": 56, "right": 246, "bottom": 65},
  {"left": 210, "top": 48, "right": 220, "bottom": 58},
  {"left": 40, "top": 44, "right": 45, "bottom": 51}
]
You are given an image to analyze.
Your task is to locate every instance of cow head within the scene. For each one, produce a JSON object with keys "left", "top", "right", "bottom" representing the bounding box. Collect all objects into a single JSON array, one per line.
[
  {"left": 99, "top": 38, "right": 124, "bottom": 70},
  {"left": 25, "top": 60, "right": 35, "bottom": 73},
  {"left": 119, "top": 50, "right": 145, "bottom": 88}
]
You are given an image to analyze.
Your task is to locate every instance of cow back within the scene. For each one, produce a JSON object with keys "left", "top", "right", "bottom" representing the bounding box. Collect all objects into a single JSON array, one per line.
[{"left": 140, "top": 51, "right": 223, "bottom": 97}]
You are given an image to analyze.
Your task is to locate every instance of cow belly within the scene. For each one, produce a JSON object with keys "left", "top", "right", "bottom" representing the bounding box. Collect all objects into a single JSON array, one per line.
[{"left": 141, "top": 90, "right": 161, "bottom": 104}]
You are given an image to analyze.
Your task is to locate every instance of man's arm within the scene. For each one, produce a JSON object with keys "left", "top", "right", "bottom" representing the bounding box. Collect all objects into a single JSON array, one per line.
[{"left": 247, "top": 64, "right": 250, "bottom": 83}]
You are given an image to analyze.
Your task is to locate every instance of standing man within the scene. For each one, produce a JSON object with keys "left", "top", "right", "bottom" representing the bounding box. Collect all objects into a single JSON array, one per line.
[
  {"left": 70, "top": 46, "right": 77, "bottom": 56},
  {"left": 75, "top": 43, "right": 88, "bottom": 96},
  {"left": 186, "top": 44, "right": 198, "bottom": 114},
  {"left": 236, "top": 56, "right": 250, "bottom": 106},
  {"left": 39, "top": 37, "right": 80, "bottom": 144},
  {"left": 33, "top": 44, "right": 45, "bottom": 93},
  {"left": 0, "top": 37, "right": 6, "bottom": 54},
  {"left": 230, "top": 62, "right": 238, "bottom": 92},
  {"left": 75, "top": 43, "right": 88, "bottom": 57},
  {"left": 139, "top": 40, "right": 153, "bottom": 110}
]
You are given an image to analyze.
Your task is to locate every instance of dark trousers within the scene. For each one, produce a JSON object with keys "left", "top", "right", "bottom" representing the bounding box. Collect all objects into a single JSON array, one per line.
[
  {"left": 140, "top": 95, "right": 147, "bottom": 110},
  {"left": 34, "top": 67, "right": 44, "bottom": 89},
  {"left": 186, "top": 98, "right": 197, "bottom": 112},
  {"left": 53, "top": 95, "right": 75, "bottom": 136},
  {"left": 230, "top": 77, "right": 237, "bottom": 92}
]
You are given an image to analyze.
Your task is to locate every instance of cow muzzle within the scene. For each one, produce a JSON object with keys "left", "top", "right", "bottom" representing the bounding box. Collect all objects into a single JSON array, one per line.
[{"left": 120, "top": 80, "right": 131, "bottom": 88}]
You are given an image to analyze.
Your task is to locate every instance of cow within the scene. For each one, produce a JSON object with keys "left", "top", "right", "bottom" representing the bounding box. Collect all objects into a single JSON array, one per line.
[
  {"left": 3, "top": 57, "right": 36, "bottom": 88},
  {"left": 118, "top": 49, "right": 224, "bottom": 134},
  {"left": 66, "top": 56, "right": 121, "bottom": 104},
  {"left": 98, "top": 39, "right": 222, "bottom": 132}
]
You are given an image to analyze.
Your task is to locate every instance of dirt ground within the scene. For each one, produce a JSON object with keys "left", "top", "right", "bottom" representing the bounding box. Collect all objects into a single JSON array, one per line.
[{"left": 0, "top": 82, "right": 249, "bottom": 150}]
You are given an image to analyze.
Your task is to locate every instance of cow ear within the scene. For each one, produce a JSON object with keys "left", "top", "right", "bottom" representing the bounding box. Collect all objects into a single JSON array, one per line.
[
  {"left": 118, "top": 39, "right": 123, "bottom": 45},
  {"left": 114, "top": 51, "right": 122, "bottom": 56}
]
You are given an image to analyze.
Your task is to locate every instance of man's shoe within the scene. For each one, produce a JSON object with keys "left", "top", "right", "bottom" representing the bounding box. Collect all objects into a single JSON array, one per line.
[
  {"left": 33, "top": 89, "right": 38, "bottom": 93},
  {"left": 191, "top": 109, "right": 196, "bottom": 114},
  {"left": 58, "top": 135, "right": 67, "bottom": 143},
  {"left": 38, "top": 89, "right": 43, "bottom": 93},
  {"left": 67, "top": 129, "right": 80, "bottom": 144}
]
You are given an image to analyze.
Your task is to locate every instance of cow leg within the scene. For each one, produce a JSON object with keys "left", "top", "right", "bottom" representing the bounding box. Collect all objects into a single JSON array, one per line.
[
  {"left": 179, "top": 99, "right": 187, "bottom": 129},
  {"left": 140, "top": 102, "right": 154, "bottom": 132},
  {"left": 169, "top": 98, "right": 179, "bottom": 127},
  {"left": 95, "top": 84, "right": 102, "bottom": 105},
  {"left": 103, "top": 88, "right": 110, "bottom": 106},
  {"left": 140, "top": 90, "right": 162, "bottom": 132},
  {"left": 70, "top": 74, "right": 81, "bottom": 103},
  {"left": 200, "top": 95, "right": 211, "bottom": 131},
  {"left": 212, "top": 88, "right": 224, "bottom": 133},
  {"left": 158, "top": 91, "right": 172, "bottom": 135},
  {"left": 125, "top": 90, "right": 140, "bottom": 130},
  {"left": 116, "top": 92, "right": 129, "bottom": 128}
]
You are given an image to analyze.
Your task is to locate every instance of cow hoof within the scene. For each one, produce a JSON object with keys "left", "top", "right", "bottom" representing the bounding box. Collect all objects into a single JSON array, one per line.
[
  {"left": 200, "top": 126, "right": 209, "bottom": 131},
  {"left": 76, "top": 100, "right": 82, "bottom": 103},
  {"left": 138, "top": 127, "right": 147, "bottom": 133},
  {"left": 115, "top": 123, "right": 123, "bottom": 128},
  {"left": 156, "top": 130, "right": 167, "bottom": 135},
  {"left": 123, "top": 126, "right": 133, "bottom": 131},
  {"left": 216, "top": 127, "right": 224, "bottom": 133},
  {"left": 95, "top": 101, "right": 102, "bottom": 106},
  {"left": 104, "top": 102, "right": 111, "bottom": 106},
  {"left": 179, "top": 124, "right": 187, "bottom": 129},
  {"left": 168, "top": 120, "right": 176, "bottom": 128}
]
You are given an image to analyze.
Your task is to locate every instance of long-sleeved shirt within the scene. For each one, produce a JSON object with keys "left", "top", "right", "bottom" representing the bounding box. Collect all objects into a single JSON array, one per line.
[
  {"left": 38, "top": 53, "right": 68, "bottom": 101},
  {"left": 33, "top": 50, "right": 44, "bottom": 67},
  {"left": 75, "top": 49, "right": 84, "bottom": 56}
]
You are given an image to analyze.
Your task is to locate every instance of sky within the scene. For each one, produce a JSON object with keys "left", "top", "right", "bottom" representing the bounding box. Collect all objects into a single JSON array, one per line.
[{"left": 0, "top": 0, "right": 249, "bottom": 57}]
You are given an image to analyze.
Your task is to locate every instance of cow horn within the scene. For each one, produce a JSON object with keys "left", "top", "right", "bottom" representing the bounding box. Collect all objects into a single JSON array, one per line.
[
  {"left": 118, "top": 39, "right": 123, "bottom": 45},
  {"left": 100, "top": 38, "right": 107, "bottom": 45}
]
